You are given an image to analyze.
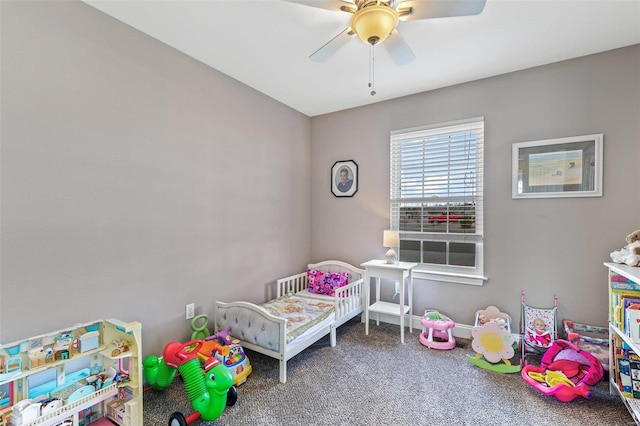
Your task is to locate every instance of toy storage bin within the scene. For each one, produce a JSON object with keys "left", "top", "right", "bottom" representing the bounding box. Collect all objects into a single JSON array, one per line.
[{"left": 563, "top": 320, "right": 609, "bottom": 371}]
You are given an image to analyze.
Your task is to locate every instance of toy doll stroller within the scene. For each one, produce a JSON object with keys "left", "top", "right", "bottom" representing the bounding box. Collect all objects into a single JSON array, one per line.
[{"left": 520, "top": 291, "right": 558, "bottom": 366}]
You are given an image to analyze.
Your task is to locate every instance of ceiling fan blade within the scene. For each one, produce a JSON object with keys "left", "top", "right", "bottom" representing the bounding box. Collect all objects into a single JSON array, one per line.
[
  {"left": 282, "top": 0, "right": 357, "bottom": 14},
  {"left": 397, "top": 0, "right": 486, "bottom": 21},
  {"left": 309, "top": 27, "right": 356, "bottom": 62},
  {"left": 383, "top": 29, "right": 416, "bottom": 65}
]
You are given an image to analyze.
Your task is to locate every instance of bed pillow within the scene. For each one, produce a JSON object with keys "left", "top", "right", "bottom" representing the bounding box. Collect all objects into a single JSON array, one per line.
[
  {"left": 307, "top": 269, "right": 327, "bottom": 294},
  {"left": 307, "top": 269, "right": 349, "bottom": 296}
]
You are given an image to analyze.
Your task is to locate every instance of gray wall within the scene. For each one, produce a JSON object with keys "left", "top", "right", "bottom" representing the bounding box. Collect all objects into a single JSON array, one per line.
[
  {"left": 2, "top": 0, "right": 638, "bottom": 359},
  {"left": 310, "top": 44, "right": 640, "bottom": 328},
  {"left": 0, "top": 1, "right": 311, "bottom": 355}
]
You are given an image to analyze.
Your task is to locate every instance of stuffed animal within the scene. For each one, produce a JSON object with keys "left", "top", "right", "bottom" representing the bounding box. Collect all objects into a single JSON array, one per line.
[{"left": 610, "top": 230, "right": 640, "bottom": 267}]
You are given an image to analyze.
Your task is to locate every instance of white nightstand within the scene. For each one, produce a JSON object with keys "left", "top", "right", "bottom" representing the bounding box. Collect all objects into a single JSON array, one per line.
[{"left": 361, "top": 259, "right": 418, "bottom": 343}]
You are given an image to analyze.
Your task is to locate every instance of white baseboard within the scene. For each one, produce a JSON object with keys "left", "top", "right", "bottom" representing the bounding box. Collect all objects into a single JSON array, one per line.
[{"left": 363, "top": 313, "right": 522, "bottom": 343}]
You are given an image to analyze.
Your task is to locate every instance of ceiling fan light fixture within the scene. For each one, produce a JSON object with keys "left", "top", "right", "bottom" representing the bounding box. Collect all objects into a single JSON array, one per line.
[{"left": 351, "top": 5, "right": 399, "bottom": 45}]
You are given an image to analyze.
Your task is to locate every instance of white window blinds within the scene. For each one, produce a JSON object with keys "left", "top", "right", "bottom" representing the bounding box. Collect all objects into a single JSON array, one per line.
[{"left": 390, "top": 117, "right": 484, "bottom": 280}]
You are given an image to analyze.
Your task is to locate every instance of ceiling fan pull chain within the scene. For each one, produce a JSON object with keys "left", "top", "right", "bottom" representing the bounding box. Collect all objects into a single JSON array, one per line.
[
  {"left": 368, "top": 44, "right": 376, "bottom": 96},
  {"left": 368, "top": 45, "right": 372, "bottom": 91}
]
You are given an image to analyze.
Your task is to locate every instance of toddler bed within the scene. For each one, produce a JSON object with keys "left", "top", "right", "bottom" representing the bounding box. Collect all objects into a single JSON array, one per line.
[{"left": 214, "top": 260, "right": 364, "bottom": 383}]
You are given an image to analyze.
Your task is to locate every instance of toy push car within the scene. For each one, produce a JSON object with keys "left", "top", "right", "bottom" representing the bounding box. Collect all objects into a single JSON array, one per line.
[{"left": 208, "top": 328, "right": 252, "bottom": 386}]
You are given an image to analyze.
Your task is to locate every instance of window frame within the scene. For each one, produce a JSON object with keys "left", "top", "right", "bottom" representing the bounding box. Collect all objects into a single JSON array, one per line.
[{"left": 390, "top": 117, "right": 487, "bottom": 286}]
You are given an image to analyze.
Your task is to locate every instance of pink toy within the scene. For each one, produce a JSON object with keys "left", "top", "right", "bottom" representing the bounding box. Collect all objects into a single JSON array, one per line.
[
  {"left": 520, "top": 291, "right": 558, "bottom": 366},
  {"left": 419, "top": 310, "right": 455, "bottom": 350},
  {"left": 521, "top": 339, "right": 604, "bottom": 402}
]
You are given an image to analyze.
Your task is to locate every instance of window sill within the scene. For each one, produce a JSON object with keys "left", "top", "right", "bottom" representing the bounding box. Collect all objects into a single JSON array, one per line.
[{"left": 413, "top": 268, "right": 487, "bottom": 286}]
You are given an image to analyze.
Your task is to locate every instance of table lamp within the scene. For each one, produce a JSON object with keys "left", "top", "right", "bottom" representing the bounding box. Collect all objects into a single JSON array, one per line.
[{"left": 383, "top": 230, "right": 399, "bottom": 264}]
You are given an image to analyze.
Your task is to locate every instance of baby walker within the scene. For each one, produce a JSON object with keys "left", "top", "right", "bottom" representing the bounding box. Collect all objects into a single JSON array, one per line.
[
  {"left": 419, "top": 310, "right": 456, "bottom": 350},
  {"left": 207, "top": 328, "right": 252, "bottom": 386},
  {"left": 190, "top": 315, "right": 252, "bottom": 386}
]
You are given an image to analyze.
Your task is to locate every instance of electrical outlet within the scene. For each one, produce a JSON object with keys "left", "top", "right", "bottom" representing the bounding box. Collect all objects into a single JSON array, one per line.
[{"left": 186, "top": 303, "right": 195, "bottom": 320}]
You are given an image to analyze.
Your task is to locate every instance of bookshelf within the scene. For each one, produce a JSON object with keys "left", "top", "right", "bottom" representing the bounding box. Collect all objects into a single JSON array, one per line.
[{"left": 606, "top": 262, "right": 640, "bottom": 425}]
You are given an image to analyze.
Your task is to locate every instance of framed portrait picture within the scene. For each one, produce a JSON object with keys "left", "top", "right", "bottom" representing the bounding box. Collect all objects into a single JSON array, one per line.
[
  {"left": 512, "top": 134, "right": 603, "bottom": 199},
  {"left": 331, "top": 160, "right": 358, "bottom": 197}
]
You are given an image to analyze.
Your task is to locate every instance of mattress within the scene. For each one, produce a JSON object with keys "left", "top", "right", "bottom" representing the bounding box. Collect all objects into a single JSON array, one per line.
[{"left": 261, "top": 293, "right": 335, "bottom": 343}]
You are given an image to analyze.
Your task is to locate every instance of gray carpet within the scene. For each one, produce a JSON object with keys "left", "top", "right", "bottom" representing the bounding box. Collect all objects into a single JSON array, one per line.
[{"left": 144, "top": 319, "right": 634, "bottom": 425}]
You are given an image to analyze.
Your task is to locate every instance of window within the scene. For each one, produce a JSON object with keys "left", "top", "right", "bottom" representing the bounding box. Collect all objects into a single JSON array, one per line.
[{"left": 390, "top": 117, "right": 485, "bottom": 285}]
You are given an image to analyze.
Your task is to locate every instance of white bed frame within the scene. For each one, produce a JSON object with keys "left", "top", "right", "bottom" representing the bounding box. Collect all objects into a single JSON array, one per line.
[{"left": 214, "top": 260, "right": 364, "bottom": 383}]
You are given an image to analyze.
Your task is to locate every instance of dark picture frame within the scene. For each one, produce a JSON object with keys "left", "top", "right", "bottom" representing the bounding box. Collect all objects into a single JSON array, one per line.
[
  {"left": 512, "top": 134, "right": 603, "bottom": 199},
  {"left": 331, "top": 160, "right": 358, "bottom": 197}
]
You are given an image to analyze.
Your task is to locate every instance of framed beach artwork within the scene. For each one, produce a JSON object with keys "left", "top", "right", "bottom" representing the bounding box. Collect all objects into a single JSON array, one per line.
[
  {"left": 331, "top": 160, "right": 358, "bottom": 197},
  {"left": 512, "top": 134, "right": 603, "bottom": 199}
]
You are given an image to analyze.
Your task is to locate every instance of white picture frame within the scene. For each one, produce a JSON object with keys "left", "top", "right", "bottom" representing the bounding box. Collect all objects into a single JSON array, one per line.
[{"left": 512, "top": 134, "right": 603, "bottom": 199}]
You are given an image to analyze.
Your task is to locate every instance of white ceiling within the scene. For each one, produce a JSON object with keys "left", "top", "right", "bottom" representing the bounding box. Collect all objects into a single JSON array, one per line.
[{"left": 83, "top": 0, "right": 640, "bottom": 117}]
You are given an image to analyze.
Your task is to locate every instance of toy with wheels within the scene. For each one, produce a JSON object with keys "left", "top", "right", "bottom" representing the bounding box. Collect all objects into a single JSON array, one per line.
[
  {"left": 190, "top": 314, "right": 211, "bottom": 340},
  {"left": 143, "top": 339, "right": 236, "bottom": 425},
  {"left": 208, "top": 327, "right": 252, "bottom": 386},
  {"left": 520, "top": 291, "right": 558, "bottom": 366},
  {"left": 521, "top": 339, "right": 604, "bottom": 402},
  {"left": 419, "top": 310, "right": 456, "bottom": 350},
  {"left": 190, "top": 316, "right": 252, "bottom": 386}
]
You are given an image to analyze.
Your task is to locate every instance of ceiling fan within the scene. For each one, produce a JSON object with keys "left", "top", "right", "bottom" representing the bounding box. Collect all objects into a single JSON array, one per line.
[{"left": 289, "top": 0, "right": 486, "bottom": 65}]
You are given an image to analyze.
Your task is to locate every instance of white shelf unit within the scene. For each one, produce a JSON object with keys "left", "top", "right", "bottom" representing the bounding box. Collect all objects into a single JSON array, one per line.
[
  {"left": 605, "top": 262, "right": 640, "bottom": 425},
  {"left": 0, "top": 319, "right": 142, "bottom": 426}
]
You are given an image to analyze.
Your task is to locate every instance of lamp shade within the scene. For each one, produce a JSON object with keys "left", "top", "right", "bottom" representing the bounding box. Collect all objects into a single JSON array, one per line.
[
  {"left": 351, "top": 5, "right": 399, "bottom": 45},
  {"left": 383, "top": 230, "right": 399, "bottom": 248}
]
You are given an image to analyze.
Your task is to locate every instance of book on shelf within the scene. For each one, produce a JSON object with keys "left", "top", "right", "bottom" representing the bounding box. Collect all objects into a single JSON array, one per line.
[
  {"left": 623, "top": 297, "right": 640, "bottom": 334},
  {"left": 630, "top": 353, "right": 640, "bottom": 399},
  {"left": 611, "top": 290, "right": 640, "bottom": 331},
  {"left": 619, "top": 356, "right": 633, "bottom": 397},
  {"left": 611, "top": 273, "right": 640, "bottom": 292},
  {"left": 613, "top": 336, "right": 640, "bottom": 399}
]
